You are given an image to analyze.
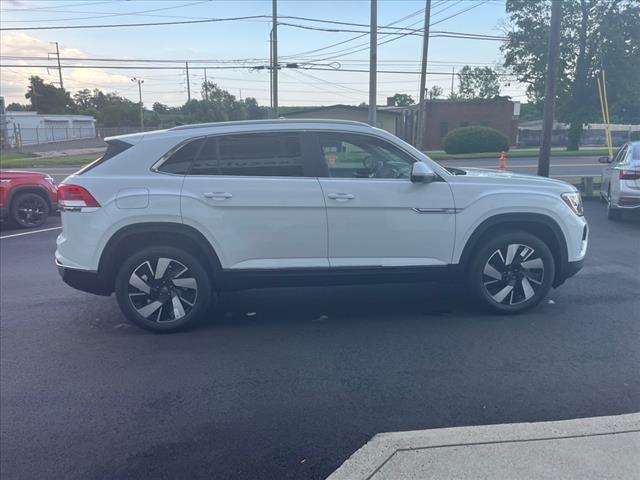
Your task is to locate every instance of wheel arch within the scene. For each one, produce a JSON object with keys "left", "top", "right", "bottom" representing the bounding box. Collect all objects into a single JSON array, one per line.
[
  {"left": 98, "top": 222, "right": 223, "bottom": 293},
  {"left": 8, "top": 186, "right": 54, "bottom": 210},
  {"left": 458, "top": 213, "right": 569, "bottom": 287}
]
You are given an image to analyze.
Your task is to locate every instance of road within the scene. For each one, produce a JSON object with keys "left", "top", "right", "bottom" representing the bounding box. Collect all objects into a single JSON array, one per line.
[
  {"left": 1, "top": 203, "right": 638, "bottom": 480},
  {"left": 438, "top": 155, "right": 604, "bottom": 178},
  {"left": 12, "top": 155, "right": 604, "bottom": 186}
]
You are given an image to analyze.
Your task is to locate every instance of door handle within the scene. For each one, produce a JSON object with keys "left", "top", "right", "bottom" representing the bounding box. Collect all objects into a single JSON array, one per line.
[
  {"left": 203, "top": 192, "right": 232, "bottom": 200},
  {"left": 327, "top": 193, "right": 355, "bottom": 200}
]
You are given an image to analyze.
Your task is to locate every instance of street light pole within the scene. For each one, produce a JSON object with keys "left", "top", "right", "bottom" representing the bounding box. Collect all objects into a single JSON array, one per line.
[{"left": 131, "top": 77, "right": 144, "bottom": 130}]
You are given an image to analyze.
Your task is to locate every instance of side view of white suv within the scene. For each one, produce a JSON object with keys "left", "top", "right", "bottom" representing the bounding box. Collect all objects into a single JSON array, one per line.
[{"left": 56, "top": 120, "right": 588, "bottom": 332}]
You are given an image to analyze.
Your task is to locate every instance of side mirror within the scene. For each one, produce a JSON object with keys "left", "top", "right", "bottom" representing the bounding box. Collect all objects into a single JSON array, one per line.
[
  {"left": 411, "top": 161, "right": 436, "bottom": 184},
  {"left": 598, "top": 156, "right": 612, "bottom": 164}
]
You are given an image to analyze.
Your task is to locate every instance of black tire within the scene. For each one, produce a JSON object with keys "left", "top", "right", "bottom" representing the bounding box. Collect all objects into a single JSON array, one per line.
[
  {"left": 468, "top": 231, "right": 555, "bottom": 314},
  {"left": 10, "top": 192, "right": 49, "bottom": 228},
  {"left": 115, "top": 246, "right": 213, "bottom": 333}
]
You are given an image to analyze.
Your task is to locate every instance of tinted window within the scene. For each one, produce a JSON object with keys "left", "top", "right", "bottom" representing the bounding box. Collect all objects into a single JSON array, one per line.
[
  {"left": 212, "top": 133, "right": 304, "bottom": 177},
  {"left": 158, "top": 138, "right": 203, "bottom": 174},
  {"left": 190, "top": 137, "right": 219, "bottom": 175},
  {"left": 318, "top": 133, "right": 414, "bottom": 179}
]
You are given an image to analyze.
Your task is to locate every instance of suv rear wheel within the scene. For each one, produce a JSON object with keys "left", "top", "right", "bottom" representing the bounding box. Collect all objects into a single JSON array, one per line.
[
  {"left": 468, "top": 231, "right": 555, "bottom": 313},
  {"left": 115, "top": 246, "right": 213, "bottom": 332},
  {"left": 11, "top": 192, "right": 49, "bottom": 228}
]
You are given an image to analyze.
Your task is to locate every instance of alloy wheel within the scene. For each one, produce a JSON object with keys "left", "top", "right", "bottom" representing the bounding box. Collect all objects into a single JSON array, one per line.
[
  {"left": 127, "top": 257, "right": 198, "bottom": 323},
  {"left": 15, "top": 196, "right": 48, "bottom": 227},
  {"left": 482, "top": 243, "right": 544, "bottom": 306}
]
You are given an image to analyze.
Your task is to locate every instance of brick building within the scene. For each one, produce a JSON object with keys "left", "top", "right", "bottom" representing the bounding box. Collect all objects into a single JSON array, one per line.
[{"left": 390, "top": 99, "right": 520, "bottom": 150}]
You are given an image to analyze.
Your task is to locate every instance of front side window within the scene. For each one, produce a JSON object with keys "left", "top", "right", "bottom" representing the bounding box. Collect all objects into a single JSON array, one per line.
[
  {"left": 189, "top": 133, "right": 304, "bottom": 177},
  {"left": 157, "top": 138, "right": 203, "bottom": 174},
  {"left": 318, "top": 133, "right": 414, "bottom": 179}
]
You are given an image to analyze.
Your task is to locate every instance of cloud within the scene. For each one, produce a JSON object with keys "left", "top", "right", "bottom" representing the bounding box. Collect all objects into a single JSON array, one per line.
[{"left": 0, "top": 32, "right": 132, "bottom": 105}]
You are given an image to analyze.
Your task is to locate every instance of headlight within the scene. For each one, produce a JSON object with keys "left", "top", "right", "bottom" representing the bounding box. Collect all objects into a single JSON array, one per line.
[{"left": 561, "top": 192, "right": 583, "bottom": 216}]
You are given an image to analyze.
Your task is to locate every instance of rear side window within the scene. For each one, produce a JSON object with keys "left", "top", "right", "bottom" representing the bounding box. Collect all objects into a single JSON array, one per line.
[
  {"left": 77, "top": 139, "right": 132, "bottom": 174},
  {"left": 190, "top": 133, "right": 304, "bottom": 177},
  {"left": 157, "top": 138, "right": 204, "bottom": 174}
]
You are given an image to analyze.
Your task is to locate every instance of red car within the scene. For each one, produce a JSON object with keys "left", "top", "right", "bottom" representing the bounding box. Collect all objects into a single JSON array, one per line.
[{"left": 0, "top": 170, "right": 58, "bottom": 228}]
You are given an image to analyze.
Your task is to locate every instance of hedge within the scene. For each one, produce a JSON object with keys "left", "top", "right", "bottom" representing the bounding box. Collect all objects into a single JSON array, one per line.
[{"left": 442, "top": 125, "right": 510, "bottom": 154}]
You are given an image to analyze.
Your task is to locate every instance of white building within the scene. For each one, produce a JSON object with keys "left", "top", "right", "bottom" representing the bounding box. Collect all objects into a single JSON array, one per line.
[{"left": 1, "top": 111, "right": 96, "bottom": 148}]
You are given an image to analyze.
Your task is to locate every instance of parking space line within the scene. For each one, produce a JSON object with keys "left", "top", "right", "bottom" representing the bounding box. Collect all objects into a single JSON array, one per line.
[{"left": 0, "top": 226, "right": 62, "bottom": 239}]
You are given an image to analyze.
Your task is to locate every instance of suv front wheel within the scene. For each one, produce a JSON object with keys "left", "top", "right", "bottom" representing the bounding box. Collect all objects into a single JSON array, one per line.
[
  {"left": 115, "top": 246, "right": 213, "bottom": 332},
  {"left": 468, "top": 231, "right": 555, "bottom": 313}
]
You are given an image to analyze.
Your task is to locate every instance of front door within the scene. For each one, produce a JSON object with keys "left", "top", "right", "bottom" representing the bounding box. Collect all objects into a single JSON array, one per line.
[{"left": 314, "top": 132, "right": 456, "bottom": 268}]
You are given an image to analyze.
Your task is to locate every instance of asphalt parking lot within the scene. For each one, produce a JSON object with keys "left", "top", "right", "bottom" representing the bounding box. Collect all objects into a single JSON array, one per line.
[{"left": 1, "top": 202, "right": 638, "bottom": 480}]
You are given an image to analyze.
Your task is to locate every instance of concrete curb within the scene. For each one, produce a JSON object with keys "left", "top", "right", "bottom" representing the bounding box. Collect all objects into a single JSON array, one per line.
[{"left": 327, "top": 413, "right": 640, "bottom": 480}]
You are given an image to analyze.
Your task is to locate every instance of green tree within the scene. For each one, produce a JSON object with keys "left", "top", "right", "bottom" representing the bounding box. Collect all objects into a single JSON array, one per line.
[
  {"left": 501, "top": 0, "right": 640, "bottom": 150},
  {"left": 152, "top": 102, "right": 169, "bottom": 114},
  {"left": 428, "top": 85, "right": 443, "bottom": 100},
  {"left": 25, "top": 76, "right": 75, "bottom": 113},
  {"left": 457, "top": 66, "right": 502, "bottom": 99},
  {"left": 73, "top": 89, "right": 93, "bottom": 109},
  {"left": 6, "top": 102, "right": 30, "bottom": 111},
  {"left": 389, "top": 93, "right": 415, "bottom": 106}
]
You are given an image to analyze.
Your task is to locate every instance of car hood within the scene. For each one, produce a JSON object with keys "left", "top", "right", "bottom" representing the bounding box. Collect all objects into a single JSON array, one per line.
[
  {"left": 453, "top": 167, "right": 574, "bottom": 188},
  {"left": 0, "top": 170, "right": 48, "bottom": 178}
]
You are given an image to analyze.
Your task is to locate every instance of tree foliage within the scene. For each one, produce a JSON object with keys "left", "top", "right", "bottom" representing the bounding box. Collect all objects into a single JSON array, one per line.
[
  {"left": 6, "top": 102, "right": 30, "bottom": 111},
  {"left": 501, "top": 0, "right": 640, "bottom": 149},
  {"left": 428, "top": 85, "right": 443, "bottom": 100},
  {"left": 389, "top": 93, "right": 415, "bottom": 106},
  {"left": 14, "top": 77, "right": 266, "bottom": 128},
  {"left": 457, "top": 66, "right": 502, "bottom": 99},
  {"left": 25, "top": 76, "right": 75, "bottom": 114}
]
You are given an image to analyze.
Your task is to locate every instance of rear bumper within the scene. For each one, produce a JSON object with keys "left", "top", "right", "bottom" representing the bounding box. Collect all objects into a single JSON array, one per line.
[{"left": 56, "top": 260, "right": 112, "bottom": 296}]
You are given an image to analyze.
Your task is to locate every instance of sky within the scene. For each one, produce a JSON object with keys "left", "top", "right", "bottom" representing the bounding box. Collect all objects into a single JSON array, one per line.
[{"left": 0, "top": 0, "right": 526, "bottom": 108}]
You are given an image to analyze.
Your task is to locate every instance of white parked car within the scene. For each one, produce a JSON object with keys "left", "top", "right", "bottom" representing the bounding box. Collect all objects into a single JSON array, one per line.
[
  {"left": 599, "top": 141, "right": 640, "bottom": 220},
  {"left": 56, "top": 120, "right": 588, "bottom": 332}
]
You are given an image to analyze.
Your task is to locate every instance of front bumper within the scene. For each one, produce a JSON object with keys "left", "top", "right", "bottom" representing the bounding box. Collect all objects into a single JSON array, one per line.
[{"left": 56, "top": 260, "right": 112, "bottom": 296}]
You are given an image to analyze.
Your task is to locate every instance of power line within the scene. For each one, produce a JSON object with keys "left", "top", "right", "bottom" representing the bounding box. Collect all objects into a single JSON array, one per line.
[{"left": 0, "top": 1, "right": 210, "bottom": 23}]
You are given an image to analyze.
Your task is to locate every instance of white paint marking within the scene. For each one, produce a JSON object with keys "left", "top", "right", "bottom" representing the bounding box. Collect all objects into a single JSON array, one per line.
[{"left": 0, "top": 226, "right": 61, "bottom": 239}]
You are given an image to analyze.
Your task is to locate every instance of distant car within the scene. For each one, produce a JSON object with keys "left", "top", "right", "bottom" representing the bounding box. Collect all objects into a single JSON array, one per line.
[
  {"left": 599, "top": 141, "right": 640, "bottom": 220},
  {"left": 0, "top": 170, "right": 58, "bottom": 228}
]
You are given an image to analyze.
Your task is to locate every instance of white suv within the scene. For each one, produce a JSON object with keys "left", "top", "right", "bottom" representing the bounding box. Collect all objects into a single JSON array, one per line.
[{"left": 56, "top": 120, "right": 588, "bottom": 332}]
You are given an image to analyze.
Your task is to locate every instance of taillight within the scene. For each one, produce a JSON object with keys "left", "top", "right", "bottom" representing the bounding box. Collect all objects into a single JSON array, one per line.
[
  {"left": 620, "top": 170, "right": 640, "bottom": 180},
  {"left": 58, "top": 184, "right": 100, "bottom": 208}
]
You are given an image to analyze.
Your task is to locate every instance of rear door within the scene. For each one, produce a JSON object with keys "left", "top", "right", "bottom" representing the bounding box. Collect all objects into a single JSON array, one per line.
[{"left": 180, "top": 131, "right": 328, "bottom": 270}]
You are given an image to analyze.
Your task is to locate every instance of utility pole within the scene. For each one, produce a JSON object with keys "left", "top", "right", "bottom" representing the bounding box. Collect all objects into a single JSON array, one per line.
[
  {"left": 417, "top": 0, "right": 432, "bottom": 149},
  {"left": 538, "top": 0, "right": 562, "bottom": 177},
  {"left": 185, "top": 61, "right": 191, "bottom": 102},
  {"left": 450, "top": 67, "right": 455, "bottom": 96},
  {"left": 49, "top": 42, "right": 64, "bottom": 89},
  {"left": 203, "top": 68, "right": 208, "bottom": 100},
  {"left": 368, "top": 0, "right": 377, "bottom": 127},
  {"left": 272, "top": 0, "right": 278, "bottom": 118},
  {"left": 131, "top": 77, "right": 144, "bottom": 130}
]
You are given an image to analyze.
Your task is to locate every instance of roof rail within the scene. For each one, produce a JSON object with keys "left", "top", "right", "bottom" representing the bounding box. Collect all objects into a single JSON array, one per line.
[{"left": 170, "top": 118, "right": 371, "bottom": 131}]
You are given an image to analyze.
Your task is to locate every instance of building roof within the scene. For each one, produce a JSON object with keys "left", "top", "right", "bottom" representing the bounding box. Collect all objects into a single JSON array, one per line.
[
  {"left": 4, "top": 112, "right": 96, "bottom": 121},
  {"left": 280, "top": 104, "right": 401, "bottom": 117}
]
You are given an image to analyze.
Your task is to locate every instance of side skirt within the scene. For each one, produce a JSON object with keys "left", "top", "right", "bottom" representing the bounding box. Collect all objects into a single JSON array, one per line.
[{"left": 218, "top": 265, "right": 463, "bottom": 291}]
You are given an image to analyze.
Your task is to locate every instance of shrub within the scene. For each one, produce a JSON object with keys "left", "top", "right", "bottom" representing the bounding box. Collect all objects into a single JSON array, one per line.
[{"left": 442, "top": 125, "right": 510, "bottom": 154}]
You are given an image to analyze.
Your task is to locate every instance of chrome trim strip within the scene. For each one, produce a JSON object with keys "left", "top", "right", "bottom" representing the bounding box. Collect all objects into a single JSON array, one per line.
[{"left": 412, "top": 207, "right": 462, "bottom": 214}]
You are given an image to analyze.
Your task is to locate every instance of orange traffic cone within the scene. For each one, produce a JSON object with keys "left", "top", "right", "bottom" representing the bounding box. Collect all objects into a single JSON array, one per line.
[{"left": 498, "top": 151, "right": 507, "bottom": 171}]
